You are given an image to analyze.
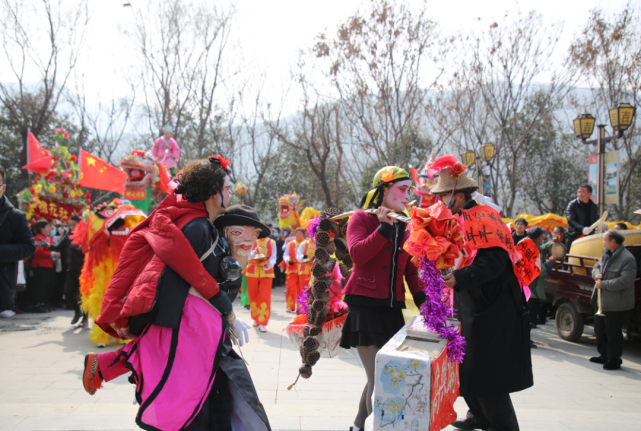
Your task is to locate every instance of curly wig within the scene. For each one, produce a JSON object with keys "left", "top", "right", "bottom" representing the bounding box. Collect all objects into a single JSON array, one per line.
[{"left": 175, "top": 159, "right": 231, "bottom": 202}]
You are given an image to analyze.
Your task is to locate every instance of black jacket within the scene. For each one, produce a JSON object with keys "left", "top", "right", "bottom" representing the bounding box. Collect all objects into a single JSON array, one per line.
[
  {"left": 566, "top": 198, "right": 599, "bottom": 239},
  {"left": 452, "top": 202, "right": 533, "bottom": 397},
  {"left": 49, "top": 231, "right": 85, "bottom": 273},
  {"left": 0, "top": 196, "right": 36, "bottom": 311}
]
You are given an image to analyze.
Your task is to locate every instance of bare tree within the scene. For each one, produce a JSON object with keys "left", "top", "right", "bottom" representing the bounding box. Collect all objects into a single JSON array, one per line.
[
  {"left": 126, "top": 0, "right": 234, "bottom": 156},
  {"left": 431, "top": 11, "right": 576, "bottom": 217},
  {"left": 270, "top": 81, "right": 345, "bottom": 208},
  {"left": 570, "top": 4, "right": 641, "bottom": 220},
  {"left": 314, "top": 0, "right": 444, "bottom": 169},
  {"left": 0, "top": 0, "right": 89, "bottom": 186}
]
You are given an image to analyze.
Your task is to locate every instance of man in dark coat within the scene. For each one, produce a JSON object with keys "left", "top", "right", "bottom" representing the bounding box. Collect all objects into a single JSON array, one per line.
[
  {"left": 431, "top": 164, "right": 532, "bottom": 431},
  {"left": 565, "top": 184, "right": 599, "bottom": 250},
  {"left": 0, "top": 166, "right": 36, "bottom": 317}
]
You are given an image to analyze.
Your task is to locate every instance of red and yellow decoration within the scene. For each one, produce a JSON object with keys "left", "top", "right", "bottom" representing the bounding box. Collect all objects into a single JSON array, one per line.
[
  {"left": 73, "top": 199, "right": 146, "bottom": 346},
  {"left": 404, "top": 203, "right": 465, "bottom": 270},
  {"left": 19, "top": 145, "right": 87, "bottom": 221}
]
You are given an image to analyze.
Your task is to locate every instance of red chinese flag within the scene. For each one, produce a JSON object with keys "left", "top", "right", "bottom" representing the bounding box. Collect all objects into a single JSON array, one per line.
[
  {"left": 79, "top": 149, "right": 127, "bottom": 194},
  {"left": 21, "top": 130, "right": 52, "bottom": 173}
]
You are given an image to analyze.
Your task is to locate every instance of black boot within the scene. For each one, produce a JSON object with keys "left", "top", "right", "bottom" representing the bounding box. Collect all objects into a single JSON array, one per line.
[
  {"left": 452, "top": 410, "right": 490, "bottom": 430},
  {"left": 71, "top": 311, "right": 82, "bottom": 325}
]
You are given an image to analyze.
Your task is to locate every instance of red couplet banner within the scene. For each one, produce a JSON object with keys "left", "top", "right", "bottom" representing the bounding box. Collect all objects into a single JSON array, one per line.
[
  {"left": 430, "top": 345, "right": 460, "bottom": 431},
  {"left": 32, "top": 197, "right": 83, "bottom": 222},
  {"left": 460, "top": 205, "right": 514, "bottom": 255}
]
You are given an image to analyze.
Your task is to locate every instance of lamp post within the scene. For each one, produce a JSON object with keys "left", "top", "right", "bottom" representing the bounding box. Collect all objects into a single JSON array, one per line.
[
  {"left": 573, "top": 103, "right": 636, "bottom": 216},
  {"left": 461, "top": 143, "right": 495, "bottom": 191}
]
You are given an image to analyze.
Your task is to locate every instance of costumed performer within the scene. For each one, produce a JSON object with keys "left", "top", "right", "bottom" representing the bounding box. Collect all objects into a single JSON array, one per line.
[
  {"left": 284, "top": 228, "right": 305, "bottom": 313},
  {"left": 31, "top": 221, "right": 59, "bottom": 313},
  {"left": 340, "top": 166, "right": 426, "bottom": 431},
  {"left": 152, "top": 125, "right": 181, "bottom": 176},
  {"left": 429, "top": 155, "right": 532, "bottom": 431},
  {"left": 412, "top": 152, "right": 441, "bottom": 209},
  {"left": 218, "top": 205, "right": 275, "bottom": 332},
  {"left": 81, "top": 156, "right": 270, "bottom": 431},
  {"left": 296, "top": 231, "right": 315, "bottom": 301}
]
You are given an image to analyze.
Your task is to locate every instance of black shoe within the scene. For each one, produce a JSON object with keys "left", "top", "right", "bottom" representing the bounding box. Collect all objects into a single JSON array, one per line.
[
  {"left": 538, "top": 318, "right": 547, "bottom": 325},
  {"left": 452, "top": 417, "right": 490, "bottom": 430},
  {"left": 530, "top": 341, "right": 538, "bottom": 349},
  {"left": 78, "top": 315, "right": 89, "bottom": 328},
  {"left": 530, "top": 323, "right": 537, "bottom": 329},
  {"left": 589, "top": 356, "right": 607, "bottom": 364},
  {"left": 603, "top": 362, "right": 621, "bottom": 370},
  {"left": 33, "top": 305, "right": 48, "bottom": 313},
  {"left": 71, "top": 312, "right": 82, "bottom": 325}
]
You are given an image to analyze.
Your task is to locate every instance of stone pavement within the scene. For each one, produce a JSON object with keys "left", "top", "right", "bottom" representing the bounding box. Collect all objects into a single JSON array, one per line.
[{"left": 0, "top": 286, "right": 639, "bottom": 431}]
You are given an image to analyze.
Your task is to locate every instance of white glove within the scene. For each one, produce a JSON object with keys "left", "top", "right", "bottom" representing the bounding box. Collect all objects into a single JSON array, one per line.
[
  {"left": 228, "top": 315, "right": 251, "bottom": 347},
  {"left": 582, "top": 227, "right": 591, "bottom": 236}
]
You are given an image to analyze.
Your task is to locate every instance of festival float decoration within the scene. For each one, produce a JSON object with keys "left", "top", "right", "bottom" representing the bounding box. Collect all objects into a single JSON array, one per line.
[
  {"left": 277, "top": 192, "right": 320, "bottom": 229},
  {"left": 119, "top": 150, "right": 173, "bottom": 213},
  {"left": 72, "top": 199, "right": 146, "bottom": 346},
  {"left": 19, "top": 129, "right": 87, "bottom": 221}
]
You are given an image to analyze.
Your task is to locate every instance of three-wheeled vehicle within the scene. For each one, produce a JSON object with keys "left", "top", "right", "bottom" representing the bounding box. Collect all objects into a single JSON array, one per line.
[{"left": 544, "top": 232, "right": 641, "bottom": 342}]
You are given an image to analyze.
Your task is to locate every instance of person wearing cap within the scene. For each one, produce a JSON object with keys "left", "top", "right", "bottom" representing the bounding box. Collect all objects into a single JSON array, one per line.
[
  {"left": 340, "top": 166, "right": 425, "bottom": 431},
  {"left": 512, "top": 217, "right": 528, "bottom": 245},
  {"left": 81, "top": 156, "right": 270, "bottom": 431},
  {"left": 152, "top": 125, "right": 181, "bottom": 176},
  {"left": 430, "top": 156, "right": 532, "bottom": 431},
  {"left": 590, "top": 229, "right": 637, "bottom": 370}
]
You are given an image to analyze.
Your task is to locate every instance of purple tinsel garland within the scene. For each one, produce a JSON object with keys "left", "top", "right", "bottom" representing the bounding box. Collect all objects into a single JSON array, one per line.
[
  {"left": 307, "top": 216, "right": 320, "bottom": 241},
  {"left": 418, "top": 258, "right": 466, "bottom": 363},
  {"left": 296, "top": 288, "right": 311, "bottom": 314}
]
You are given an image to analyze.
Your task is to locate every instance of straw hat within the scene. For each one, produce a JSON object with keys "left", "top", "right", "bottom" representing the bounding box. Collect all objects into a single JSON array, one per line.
[{"left": 429, "top": 164, "right": 478, "bottom": 195}]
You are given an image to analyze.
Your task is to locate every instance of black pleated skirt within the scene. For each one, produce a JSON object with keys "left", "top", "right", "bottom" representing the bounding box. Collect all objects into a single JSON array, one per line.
[{"left": 340, "top": 305, "right": 405, "bottom": 349}]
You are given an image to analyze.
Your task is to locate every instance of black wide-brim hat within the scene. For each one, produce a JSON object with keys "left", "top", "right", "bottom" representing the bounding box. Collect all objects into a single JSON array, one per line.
[{"left": 214, "top": 204, "right": 271, "bottom": 239}]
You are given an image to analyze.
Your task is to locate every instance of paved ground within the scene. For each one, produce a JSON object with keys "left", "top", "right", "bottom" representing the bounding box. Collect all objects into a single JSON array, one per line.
[{"left": 1, "top": 286, "right": 640, "bottom": 431}]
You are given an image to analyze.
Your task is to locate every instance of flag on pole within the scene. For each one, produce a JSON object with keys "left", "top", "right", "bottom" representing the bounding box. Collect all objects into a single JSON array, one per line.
[
  {"left": 79, "top": 149, "right": 127, "bottom": 194},
  {"left": 21, "top": 130, "right": 52, "bottom": 173}
]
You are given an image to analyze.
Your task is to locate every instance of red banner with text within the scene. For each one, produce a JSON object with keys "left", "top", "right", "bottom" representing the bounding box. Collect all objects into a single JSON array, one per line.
[{"left": 32, "top": 197, "right": 84, "bottom": 222}]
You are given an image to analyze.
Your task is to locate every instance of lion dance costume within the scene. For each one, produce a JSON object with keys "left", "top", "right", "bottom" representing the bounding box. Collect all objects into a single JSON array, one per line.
[
  {"left": 278, "top": 192, "right": 319, "bottom": 229},
  {"left": 72, "top": 199, "right": 146, "bottom": 346},
  {"left": 120, "top": 150, "right": 173, "bottom": 213}
]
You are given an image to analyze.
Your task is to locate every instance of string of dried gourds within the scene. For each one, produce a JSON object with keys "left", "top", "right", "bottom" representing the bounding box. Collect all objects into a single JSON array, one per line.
[{"left": 288, "top": 207, "right": 354, "bottom": 390}]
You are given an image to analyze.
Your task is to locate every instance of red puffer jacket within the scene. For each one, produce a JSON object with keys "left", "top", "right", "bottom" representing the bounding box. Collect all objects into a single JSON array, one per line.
[
  {"left": 31, "top": 234, "right": 55, "bottom": 268},
  {"left": 96, "top": 194, "right": 220, "bottom": 338}
]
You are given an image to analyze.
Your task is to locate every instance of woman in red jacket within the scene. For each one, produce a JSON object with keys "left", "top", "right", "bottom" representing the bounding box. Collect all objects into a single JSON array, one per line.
[
  {"left": 340, "top": 166, "right": 426, "bottom": 431},
  {"left": 31, "top": 221, "right": 60, "bottom": 313}
]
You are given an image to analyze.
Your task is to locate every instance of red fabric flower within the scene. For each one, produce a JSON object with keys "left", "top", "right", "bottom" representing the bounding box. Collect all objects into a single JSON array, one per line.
[
  {"left": 64, "top": 130, "right": 69, "bottom": 139},
  {"left": 208, "top": 155, "right": 232, "bottom": 170},
  {"left": 380, "top": 168, "right": 395, "bottom": 183},
  {"left": 404, "top": 201, "right": 465, "bottom": 269},
  {"left": 70, "top": 155, "right": 77, "bottom": 162},
  {"left": 84, "top": 192, "right": 91, "bottom": 199},
  {"left": 449, "top": 163, "right": 466, "bottom": 177}
]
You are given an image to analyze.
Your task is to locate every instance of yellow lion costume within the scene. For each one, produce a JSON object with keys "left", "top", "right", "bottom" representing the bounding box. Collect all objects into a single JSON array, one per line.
[
  {"left": 278, "top": 192, "right": 319, "bottom": 229},
  {"left": 72, "top": 199, "right": 146, "bottom": 346}
]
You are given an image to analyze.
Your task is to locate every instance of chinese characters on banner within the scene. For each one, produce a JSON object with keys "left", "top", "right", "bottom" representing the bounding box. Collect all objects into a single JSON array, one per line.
[
  {"left": 430, "top": 346, "right": 460, "bottom": 431},
  {"left": 514, "top": 238, "right": 541, "bottom": 287},
  {"left": 124, "top": 188, "right": 147, "bottom": 201},
  {"left": 460, "top": 205, "right": 514, "bottom": 254},
  {"left": 32, "top": 197, "right": 83, "bottom": 222}
]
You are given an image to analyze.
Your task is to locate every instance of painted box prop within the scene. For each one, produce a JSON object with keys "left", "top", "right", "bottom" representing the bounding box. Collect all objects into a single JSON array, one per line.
[{"left": 368, "top": 315, "right": 459, "bottom": 431}]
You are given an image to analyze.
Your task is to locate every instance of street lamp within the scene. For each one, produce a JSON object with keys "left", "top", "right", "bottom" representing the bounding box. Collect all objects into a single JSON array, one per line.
[
  {"left": 573, "top": 103, "right": 636, "bottom": 215},
  {"left": 461, "top": 144, "right": 495, "bottom": 191}
]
